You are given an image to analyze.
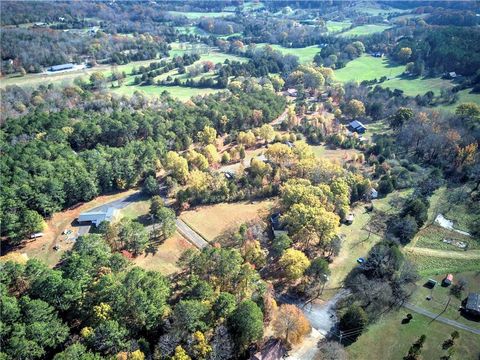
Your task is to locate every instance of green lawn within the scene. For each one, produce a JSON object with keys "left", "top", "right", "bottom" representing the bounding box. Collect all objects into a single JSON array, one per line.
[
  {"left": 348, "top": 310, "right": 480, "bottom": 360},
  {"left": 168, "top": 11, "right": 234, "bottom": 19},
  {"left": 254, "top": 43, "right": 320, "bottom": 63},
  {"left": 409, "top": 272, "right": 480, "bottom": 331},
  {"left": 339, "top": 24, "right": 392, "bottom": 37},
  {"left": 326, "top": 20, "right": 352, "bottom": 32},
  {"left": 334, "top": 55, "right": 458, "bottom": 97},
  {"left": 335, "top": 55, "right": 405, "bottom": 83},
  {"left": 439, "top": 89, "right": 480, "bottom": 110}
]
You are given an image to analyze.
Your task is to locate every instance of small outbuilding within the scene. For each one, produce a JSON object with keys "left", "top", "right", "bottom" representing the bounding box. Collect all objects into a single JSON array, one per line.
[
  {"left": 286, "top": 88, "right": 298, "bottom": 97},
  {"left": 345, "top": 213, "right": 354, "bottom": 225},
  {"left": 270, "top": 212, "right": 287, "bottom": 239},
  {"left": 348, "top": 120, "right": 367, "bottom": 134},
  {"left": 464, "top": 293, "right": 480, "bottom": 317},
  {"left": 442, "top": 274, "right": 453, "bottom": 286},
  {"left": 369, "top": 188, "right": 378, "bottom": 199}
]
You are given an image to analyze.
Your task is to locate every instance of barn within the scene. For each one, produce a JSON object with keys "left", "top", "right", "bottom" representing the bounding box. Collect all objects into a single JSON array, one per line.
[
  {"left": 78, "top": 207, "right": 119, "bottom": 227},
  {"left": 48, "top": 63, "right": 74, "bottom": 72},
  {"left": 348, "top": 120, "right": 367, "bottom": 134}
]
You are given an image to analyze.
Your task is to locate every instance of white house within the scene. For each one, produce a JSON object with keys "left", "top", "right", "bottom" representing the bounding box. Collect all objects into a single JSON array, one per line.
[{"left": 78, "top": 207, "right": 119, "bottom": 226}]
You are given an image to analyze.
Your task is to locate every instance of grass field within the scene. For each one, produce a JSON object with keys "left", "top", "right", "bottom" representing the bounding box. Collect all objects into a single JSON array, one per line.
[
  {"left": 439, "top": 89, "right": 480, "bottom": 110},
  {"left": 339, "top": 24, "right": 391, "bottom": 37},
  {"left": 326, "top": 20, "right": 352, "bottom": 32},
  {"left": 311, "top": 144, "right": 361, "bottom": 163},
  {"left": 348, "top": 310, "right": 480, "bottom": 360},
  {"left": 327, "top": 190, "right": 412, "bottom": 290},
  {"left": 409, "top": 271, "right": 480, "bottom": 331},
  {"left": 168, "top": 11, "right": 234, "bottom": 19},
  {"left": 132, "top": 231, "right": 193, "bottom": 274},
  {"left": 255, "top": 43, "right": 320, "bottom": 63},
  {"left": 334, "top": 55, "right": 459, "bottom": 97},
  {"left": 414, "top": 225, "right": 478, "bottom": 252},
  {"left": 179, "top": 200, "right": 275, "bottom": 242},
  {"left": 335, "top": 55, "right": 405, "bottom": 83}
]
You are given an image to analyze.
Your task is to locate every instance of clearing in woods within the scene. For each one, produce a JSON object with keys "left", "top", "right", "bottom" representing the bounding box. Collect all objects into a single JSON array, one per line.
[{"left": 179, "top": 200, "right": 276, "bottom": 242}]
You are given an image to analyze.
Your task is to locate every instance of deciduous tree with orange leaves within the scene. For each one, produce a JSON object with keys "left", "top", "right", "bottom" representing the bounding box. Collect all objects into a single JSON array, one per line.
[{"left": 272, "top": 304, "right": 311, "bottom": 347}]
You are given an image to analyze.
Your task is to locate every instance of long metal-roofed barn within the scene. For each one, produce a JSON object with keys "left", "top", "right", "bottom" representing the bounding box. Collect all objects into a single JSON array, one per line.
[
  {"left": 47, "top": 63, "right": 74, "bottom": 72},
  {"left": 78, "top": 207, "right": 119, "bottom": 227}
]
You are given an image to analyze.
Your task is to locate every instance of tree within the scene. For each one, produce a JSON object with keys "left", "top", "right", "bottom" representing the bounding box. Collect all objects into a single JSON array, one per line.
[
  {"left": 118, "top": 219, "right": 149, "bottom": 255},
  {"left": 237, "top": 131, "right": 256, "bottom": 148},
  {"left": 198, "top": 126, "right": 217, "bottom": 145},
  {"left": 142, "top": 175, "right": 158, "bottom": 195},
  {"left": 389, "top": 215, "right": 418, "bottom": 244},
  {"left": 53, "top": 343, "right": 103, "bottom": 360},
  {"left": 172, "top": 300, "right": 210, "bottom": 334},
  {"left": 171, "top": 346, "right": 191, "bottom": 360},
  {"left": 191, "top": 331, "right": 212, "bottom": 360},
  {"left": 203, "top": 144, "right": 220, "bottom": 165},
  {"left": 279, "top": 249, "right": 310, "bottom": 281},
  {"left": 266, "top": 143, "right": 294, "bottom": 166},
  {"left": 90, "top": 72, "right": 106, "bottom": 90},
  {"left": 229, "top": 300, "right": 264, "bottom": 349},
  {"left": 221, "top": 152, "right": 231, "bottom": 164},
  {"left": 213, "top": 292, "right": 237, "bottom": 319},
  {"left": 315, "top": 340, "right": 347, "bottom": 360},
  {"left": 401, "top": 198, "right": 428, "bottom": 227},
  {"left": 339, "top": 305, "right": 368, "bottom": 336},
  {"left": 272, "top": 304, "right": 311, "bottom": 346},
  {"left": 259, "top": 124, "right": 275, "bottom": 144},
  {"left": 152, "top": 206, "right": 176, "bottom": 240},
  {"left": 345, "top": 99, "right": 365, "bottom": 118},
  {"left": 404, "top": 335, "right": 426, "bottom": 360},
  {"left": 390, "top": 108, "right": 414, "bottom": 129},
  {"left": 272, "top": 233, "right": 292, "bottom": 256},
  {"left": 21, "top": 209, "right": 45, "bottom": 239},
  {"left": 165, "top": 151, "right": 189, "bottom": 183},
  {"left": 398, "top": 47, "right": 412, "bottom": 64}
]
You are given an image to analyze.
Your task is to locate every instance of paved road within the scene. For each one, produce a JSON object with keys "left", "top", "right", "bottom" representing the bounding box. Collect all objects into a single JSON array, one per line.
[
  {"left": 174, "top": 219, "right": 209, "bottom": 249},
  {"left": 404, "top": 302, "right": 480, "bottom": 335}
]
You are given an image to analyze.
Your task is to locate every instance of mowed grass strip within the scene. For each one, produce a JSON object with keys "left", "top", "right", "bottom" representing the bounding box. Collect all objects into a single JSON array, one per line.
[
  {"left": 254, "top": 43, "right": 320, "bottom": 63},
  {"left": 338, "top": 24, "right": 391, "bottom": 37},
  {"left": 179, "top": 200, "right": 275, "bottom": 242},
  {"left": 347, "top": 310, "right": 480, "bottom": 360}
]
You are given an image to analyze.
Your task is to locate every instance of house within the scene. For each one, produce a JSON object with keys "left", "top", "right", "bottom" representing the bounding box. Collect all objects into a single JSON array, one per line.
[
  {"left": 464, "top": 293, "right": 480, "bottom": 317},
  {"left": 270, "top": 213, "right": 287, "bottom": 239},
  {"left": 223, "top": 171, "right": 235, "bottom": 181},
  {"left": 249, "top": 339, "right": 285, "bottom": 360},
  {"left": 286, "top": 88, "right": 298, "bottom": 97},
  {"left": 345, "top": 213, "right": 354, "bottom": 225},
  {"left": 442, "top": 274, "right": 453, "bottom": 286},
  {"left": 48, "top": 63, "right": 74, "bottom": 72},
  {"left": 348, "top": 120, "right": 367, "bottom": 134},
  {"left": 78, "top": 207, "right": 119, "bottom": 227},
  {"left": 448, "top": 72, "right": 457, "bottom": 79}
]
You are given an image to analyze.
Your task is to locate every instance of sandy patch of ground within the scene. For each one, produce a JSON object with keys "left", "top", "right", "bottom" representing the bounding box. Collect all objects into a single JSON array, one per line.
[{"left": 1, "top": 189, "right": 139, "bottom": 267}]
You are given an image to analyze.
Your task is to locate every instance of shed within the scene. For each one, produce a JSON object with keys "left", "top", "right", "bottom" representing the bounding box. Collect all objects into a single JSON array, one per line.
[
  {"left": 465, "top": 293, "right": 480, "bottom": 316},
  {"left": 78, "top": 207, "right": 119, "bottom": 227},
  {"left": 442, "top": 274, "right": 453, "bottom": 286},
  {"left": 426, "top": 279, "right": 437, "bottom": 288},
  {"left": 345, "top": 213, "right": 354, "bottom": 225},
  {"left": 370, "top": 188, "right": 378, "bottom": 199},
  {"left": 286, "top": 88, "right": 298, "bottom": 97},
  {"left": 348, "top": 120, "right": 367, "bottom": 134},
  {"left": 48, "top": 63, "right": 74, "bottom": 72}
]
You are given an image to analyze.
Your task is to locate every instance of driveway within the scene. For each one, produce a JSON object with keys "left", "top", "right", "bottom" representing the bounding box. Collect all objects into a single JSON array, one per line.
[{"left": 403, "top": 302, "right": 480, "bottom": 335}]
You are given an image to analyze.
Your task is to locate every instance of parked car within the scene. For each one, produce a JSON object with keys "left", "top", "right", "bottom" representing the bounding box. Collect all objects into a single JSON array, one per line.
[{"left": 357, "top": 257, "right": 366, "bottom": 264}]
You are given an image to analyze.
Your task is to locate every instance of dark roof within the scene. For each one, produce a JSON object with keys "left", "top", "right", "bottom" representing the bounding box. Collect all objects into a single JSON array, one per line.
[
  {"left": 48, "top": 63, "right": 74, "bottom": 71},
  {"left": 465, "top": 293, "right": 480, "bottom": 313},
  {"left": 250, "top": 339, "right": 285, "bottom": 360},
  {"left": 348, "top": 120, "right": 366, "bottom": 130},
  {"left": 270, "top": 213, "right": 284, "bottom": 231}
]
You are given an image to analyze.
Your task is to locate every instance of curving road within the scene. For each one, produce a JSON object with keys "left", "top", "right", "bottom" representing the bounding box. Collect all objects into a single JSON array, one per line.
[{"left": 403, "top": 302, "right": 480, "bottom": 335}]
